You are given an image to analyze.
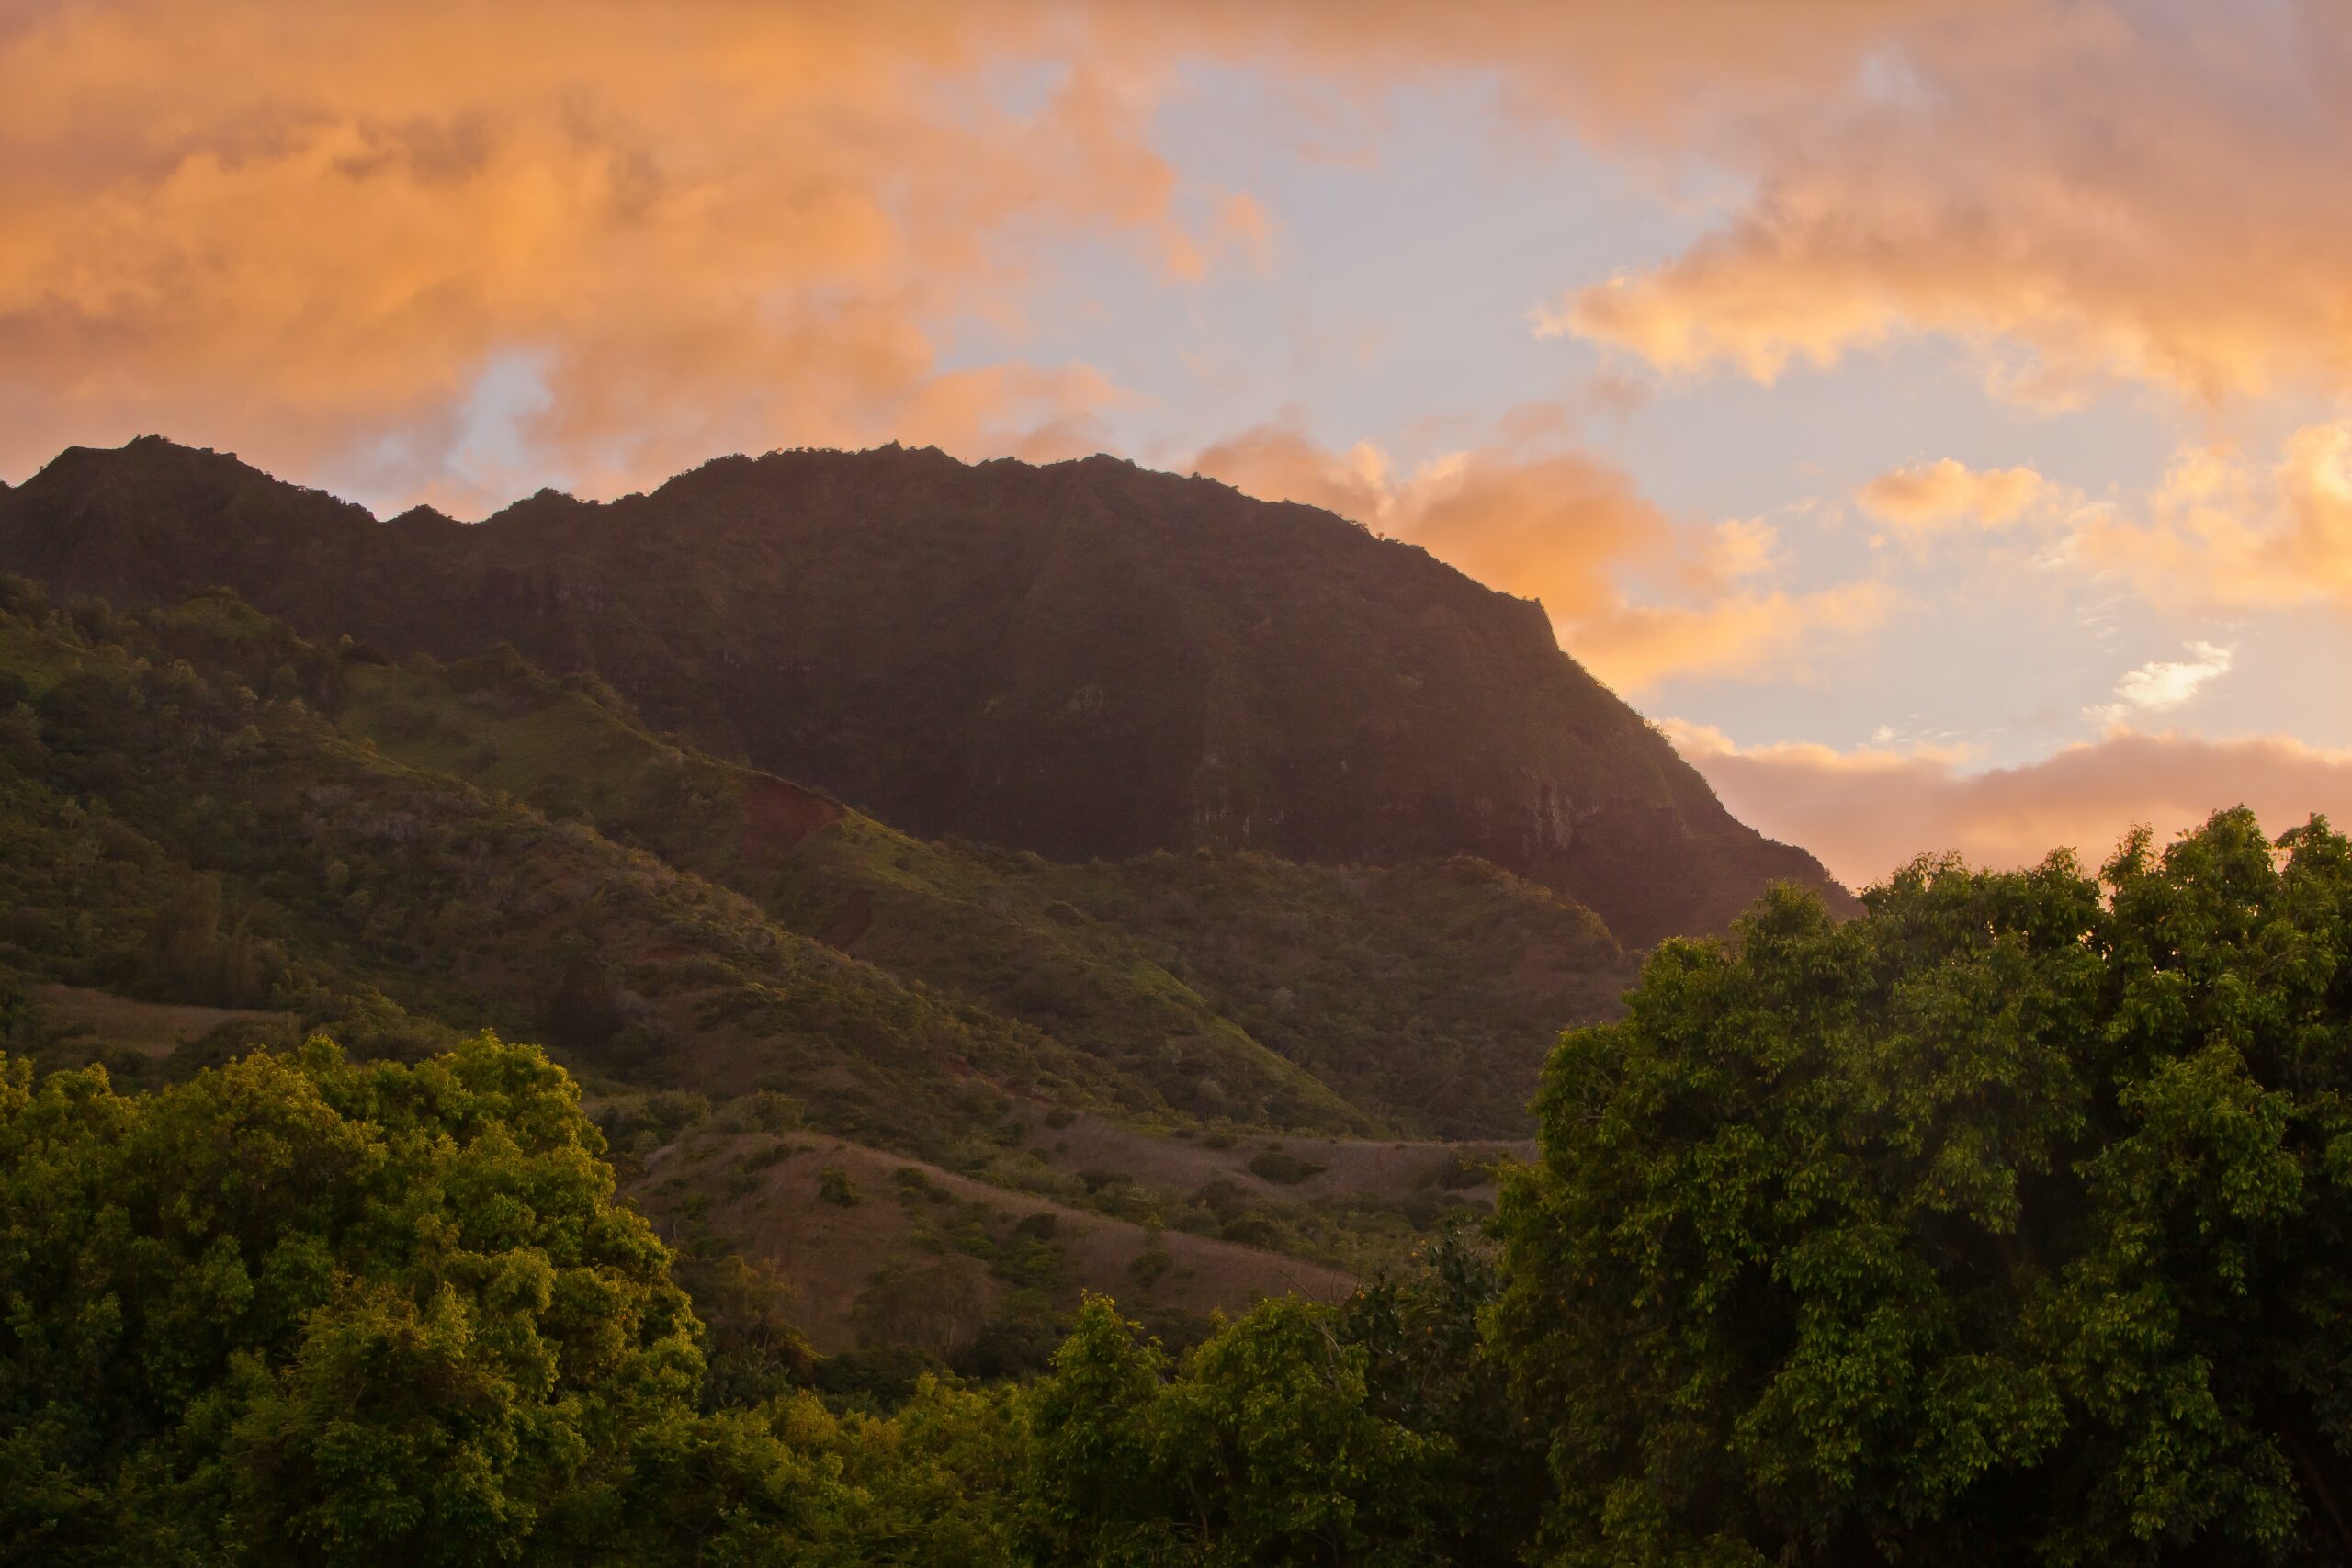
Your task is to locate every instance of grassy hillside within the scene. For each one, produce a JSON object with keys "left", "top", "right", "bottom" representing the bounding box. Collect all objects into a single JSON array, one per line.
[
  {"left": 329, "top": 631, "right": 1634, "bottom": 1138},
  {"left": 0, "top": 584, "right": 1136, "bottom": 1154},
  {"left": 1001, "top": 851, "right": 1630, "bottom": 1140},
  {"left": 612, "top": 1089, "right": 1512, "bottom": 1378}
]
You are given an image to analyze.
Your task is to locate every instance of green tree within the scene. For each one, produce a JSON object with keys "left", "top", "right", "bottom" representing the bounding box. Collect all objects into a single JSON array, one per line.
[
  {"left": 1341, "top": 1224, "right": 1547, "bottom": 1565},
  {"left": 1493, "top": 809, "right": 2352, "bottom": 1566},
  {"left": 0, "top": 1029, "right": 1051, "bottom": 1566},
  {"left": 141, "top": 872, "right": 223, "bottom": 1001},
  {"left": 0, "top": 1032, "right": 704, "bottom": 1566},
  {"left": 1022, "top": 1294, "right": 1445, "bottom": 1566}
]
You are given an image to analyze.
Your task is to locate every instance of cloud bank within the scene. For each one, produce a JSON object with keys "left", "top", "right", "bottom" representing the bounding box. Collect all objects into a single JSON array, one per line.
[
  {"left": 1668, "top": 722, "right": 2352, "bottom": 892},
  {"left": 14, "top": 0, "right": 2349, "bottom": 506},
  {"left": 1534, "top": 5, "right": 2352, "bottom": 407},
  {"left": 0, "top": 2, "right": 1269, "bottom": 506}
]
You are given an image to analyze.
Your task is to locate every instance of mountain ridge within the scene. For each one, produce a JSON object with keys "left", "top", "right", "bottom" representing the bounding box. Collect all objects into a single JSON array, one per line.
[{"left": 0, "top": 434, "right": 1855, "bottom": 943}]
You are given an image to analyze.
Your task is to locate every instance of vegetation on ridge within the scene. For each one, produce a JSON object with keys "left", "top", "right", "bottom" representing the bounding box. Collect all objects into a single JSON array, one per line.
[
  {"left": 6, "top": 808, "right": 2350, "bottom": 1563},
  {"left": 0, "top": 434, "right": 1854, "bottom": 944},
  {"left": 0, "top": 581, "right": 1133, "bottom": 1149},
  {"left": 322, "top": 616, "right": 1633, "bottom": 1139}
]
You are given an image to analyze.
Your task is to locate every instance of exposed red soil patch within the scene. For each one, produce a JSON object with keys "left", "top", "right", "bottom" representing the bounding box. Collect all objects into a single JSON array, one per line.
[{"left": 739, "top": 773, "right": 843, "bottom": 858}]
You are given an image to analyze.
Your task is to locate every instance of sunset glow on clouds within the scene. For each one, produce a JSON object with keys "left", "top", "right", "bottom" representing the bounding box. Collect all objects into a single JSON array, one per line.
[
  {"left": 1537, "top": 6, "right": 2352, "bottom": 407},
  {"left": 0, "top": 3, "right": 1247, "bottom": 502},
  {"left": 1667, "top": 722, "right": 2352, "bottom": 892},
  {"left": 1189, "top": 418, "right": 1894, "bottom": 691},
  {"left": 1857, "top": 460, "right": 2052, "bottom": 534},
  {"left": 2079, "top": 421, "right": 2352, "bottom": 615},
  {"left": 5, "top": 0, "right": 2350, "bottom": 886}
]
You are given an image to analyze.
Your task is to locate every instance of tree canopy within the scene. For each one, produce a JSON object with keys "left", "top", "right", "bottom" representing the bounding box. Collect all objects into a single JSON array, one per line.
[
  {"left": 0, "top": 1032, "right": 1473, "bottom": 1566},
  {"left": 0, "top": 1033, "right": 707, "bottom": 1564},
  {"left": 1493, "top": 808, "right": 2352, "bottom": 1565}
]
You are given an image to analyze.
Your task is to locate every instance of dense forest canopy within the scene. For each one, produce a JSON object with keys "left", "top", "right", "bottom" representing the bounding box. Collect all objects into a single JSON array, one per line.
[
  {"left": 1496, "top": 811, "right": 2352, "bottom": 1565},
  {"left": 0, "top": 1032, "right": 1503, "bottom": 1566},
  {"left": 6, "top": 808, "right": 2349, "bottom": 1563}
]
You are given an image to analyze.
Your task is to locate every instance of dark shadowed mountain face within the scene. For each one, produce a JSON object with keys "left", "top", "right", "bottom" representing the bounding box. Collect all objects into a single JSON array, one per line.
[{"left": 0, "top": 435, "right": 1852, "bottom": 943}]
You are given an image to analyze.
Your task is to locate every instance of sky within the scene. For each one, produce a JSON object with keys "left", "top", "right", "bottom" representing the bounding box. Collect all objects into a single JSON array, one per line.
[{"left": 5, "top": 0, "right": 2351, "bottom": 889}]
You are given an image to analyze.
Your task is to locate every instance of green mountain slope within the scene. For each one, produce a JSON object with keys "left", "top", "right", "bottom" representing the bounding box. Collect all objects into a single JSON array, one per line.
[
  {"left": 998, "top": 851, "right": 1629, "bottom": 1141},
  {"left": 0, "top": 584, "right": 1152, "bottom": 1152},
  {"left": 0, "top": 435, "right": 1856, "bottom": 944},
  {"left": 0, "top": 581, "right": 1579, "bottom": 1352},
  {"left": 0, "top": 581, "right": 1633, "bottom": 1143},
  {"left": 326, "top": 628, "right": 1634, "bottom": 1137}
]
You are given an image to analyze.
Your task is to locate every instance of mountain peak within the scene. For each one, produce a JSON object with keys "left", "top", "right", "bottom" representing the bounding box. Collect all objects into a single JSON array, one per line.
[{"left": 0, "top": 435, "right": 1852, "bottom": 942}]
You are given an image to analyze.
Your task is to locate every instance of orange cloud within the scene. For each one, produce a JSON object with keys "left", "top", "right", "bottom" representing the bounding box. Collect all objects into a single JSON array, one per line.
[
  {"left": 1571, "top": 582, "right": 1895, "bottom": 694},
  {"left": 1667, "top": 721, "right": 2352, "bottom": 891},
  {"left": 1858, "top": 458, "right": 2051, "bottom": 532},
  {"left": 2077, "top": 419, "right": 2352, "bottom": 613},
  {"left": 1192, "top": 416, "right": 1892, "bottom": 692},
  {"left": 0, "top": 2, "right": 1260, "bottom": 507},
  {"left": 9, "top": 0, "right": 2336, "bottom": 520},
  {"left": 1094, "top": 1, "right": 2007, "bottom": 143},
  {"left": 1525, "top": 5, "right": 2352, "bottom": 406}
]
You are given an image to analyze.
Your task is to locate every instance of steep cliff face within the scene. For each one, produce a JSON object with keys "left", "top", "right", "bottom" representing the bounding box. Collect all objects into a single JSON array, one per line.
[{"left": 0, "top": 436, "right": 1853, "bottom": 943}]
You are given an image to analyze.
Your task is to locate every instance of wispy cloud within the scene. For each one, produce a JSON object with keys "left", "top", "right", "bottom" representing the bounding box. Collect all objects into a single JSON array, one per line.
[
  {"left": 2085, "top": 641, "right": 2235, "bottom": 728},
  {"left": 1526, "top": 5, "right": 2352, "bottom": 408},
  {"left": 1856, "top": 458, "right": 2052, "bottom": 533}
]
